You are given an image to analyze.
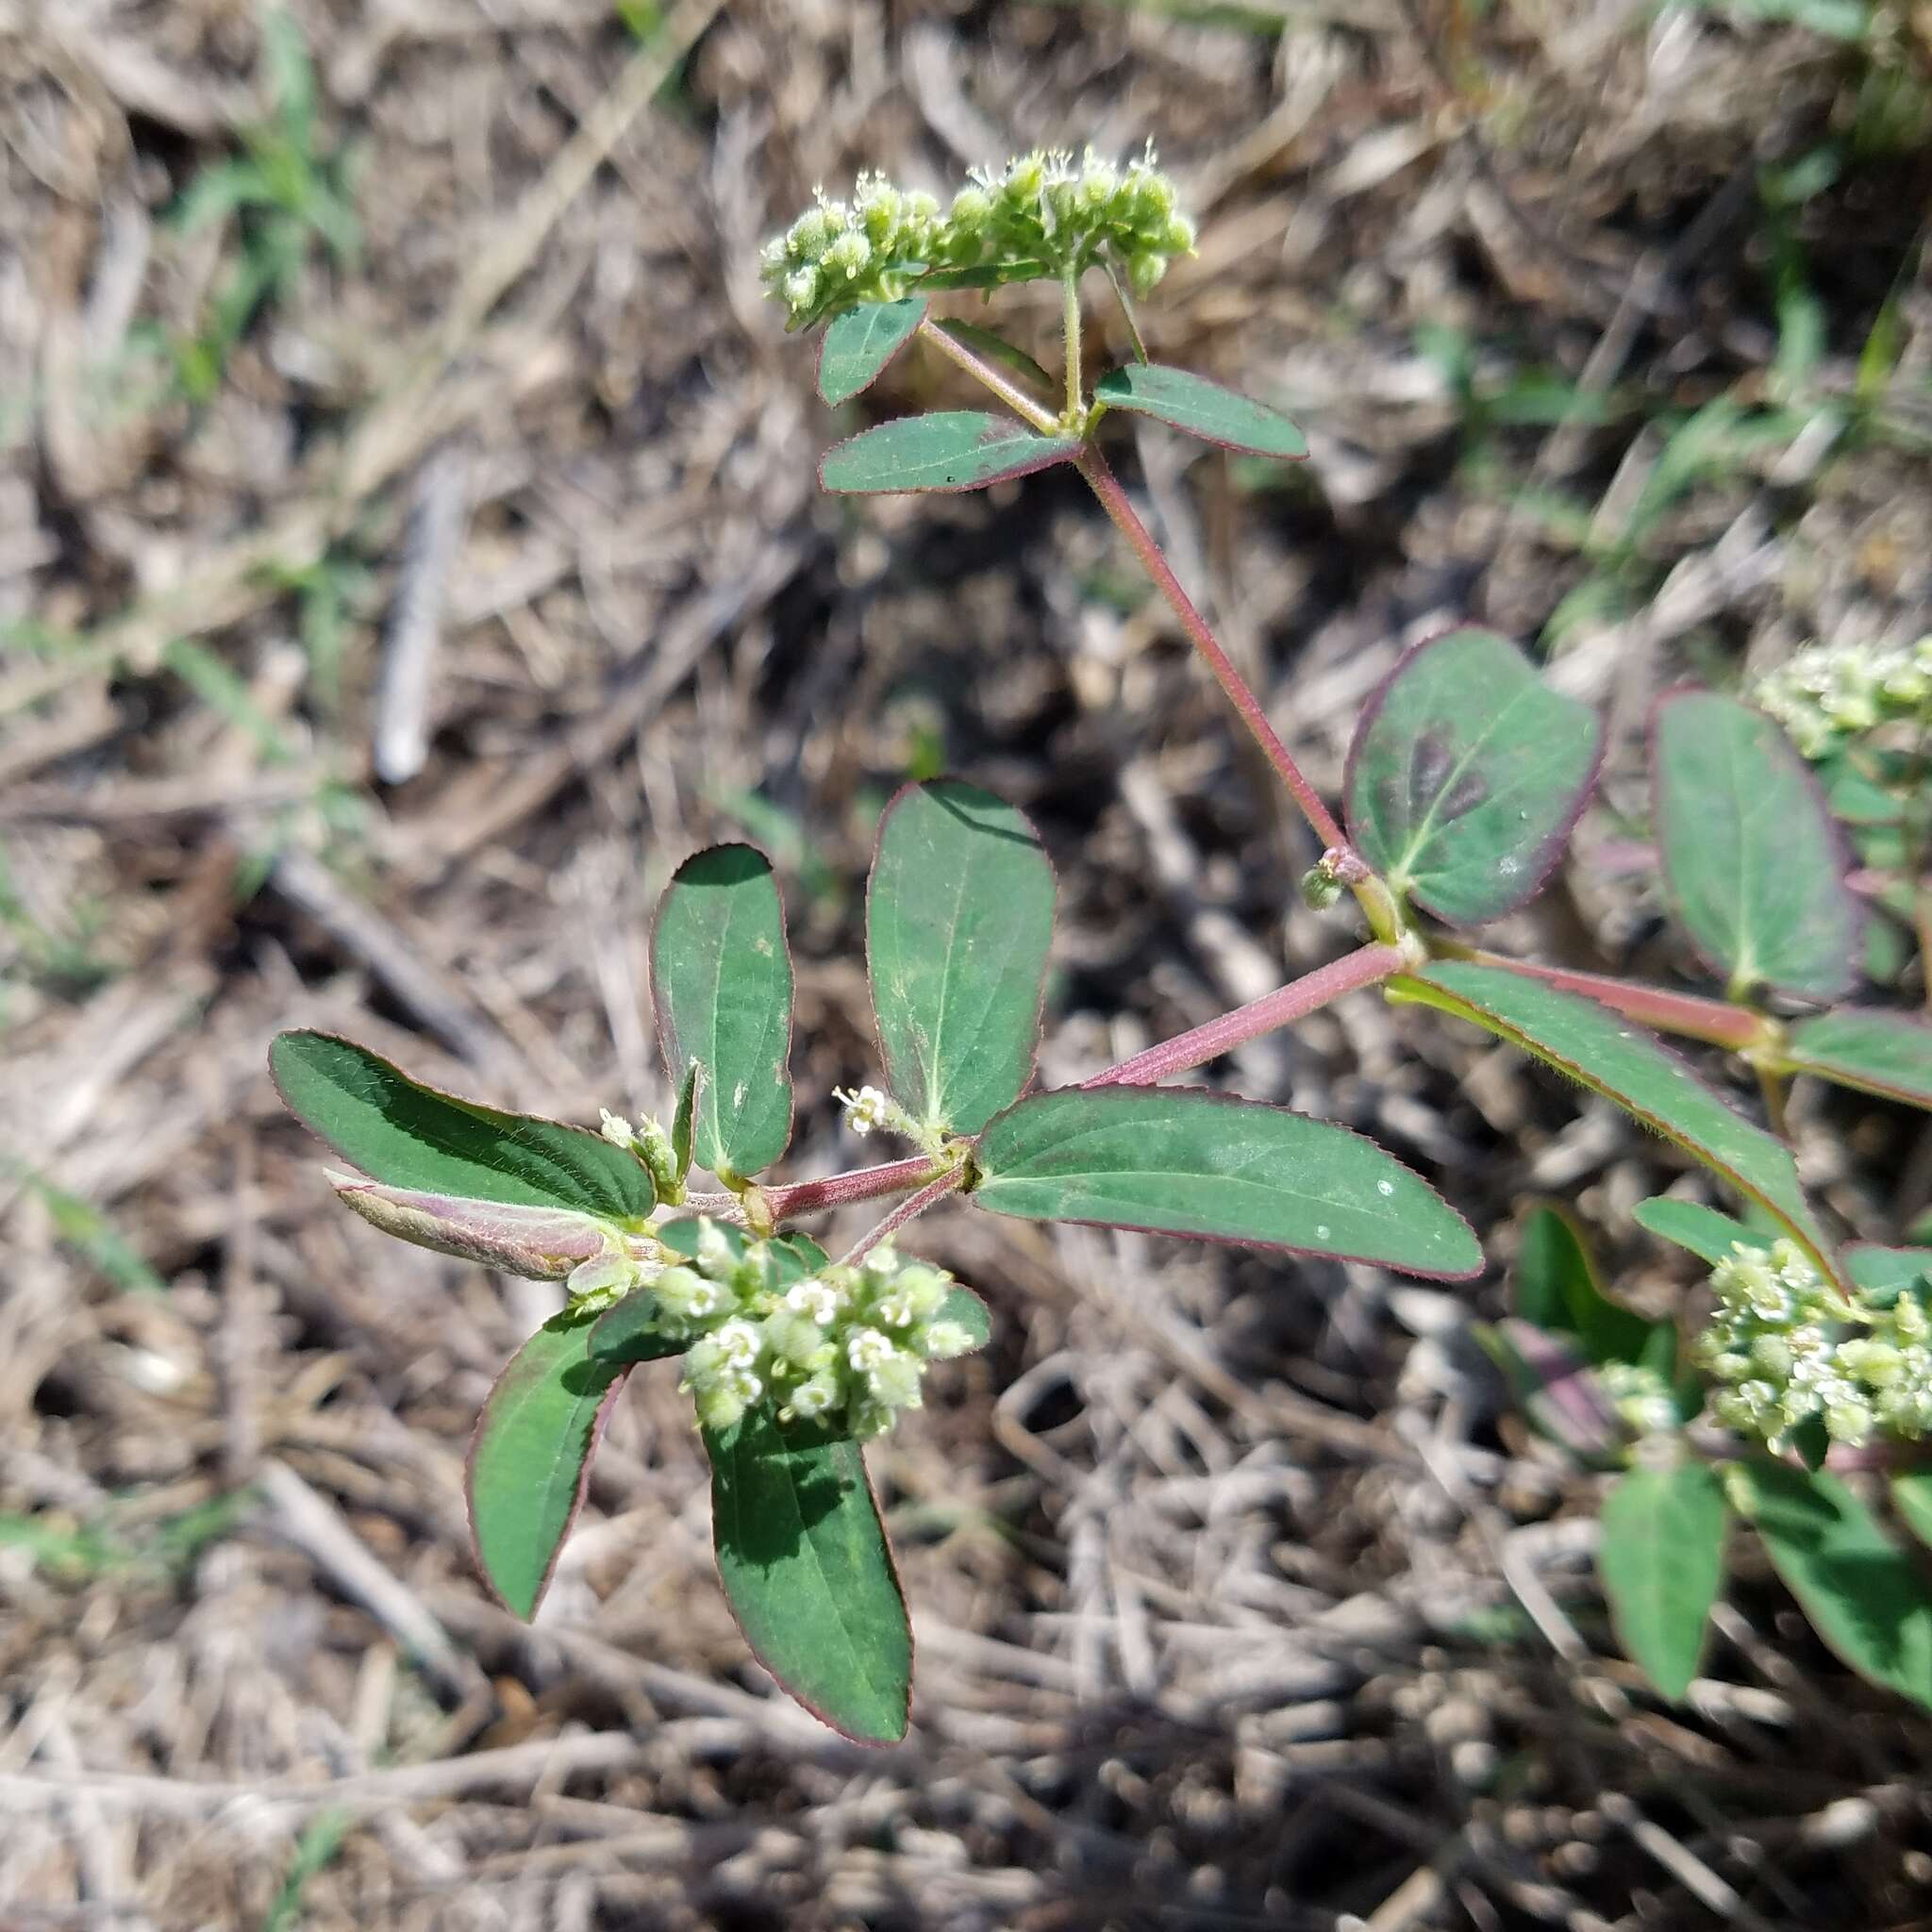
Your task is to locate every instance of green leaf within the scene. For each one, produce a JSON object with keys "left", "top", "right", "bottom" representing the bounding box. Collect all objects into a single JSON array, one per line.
[
  {"left": 1391, "top": 962, "right": 1837, "bottom": 1280},
  {"left": 466, "top": 1312, "right": 625, "bottom": 1619},
  {"left": 1781, "top": 1008, "right": 1932, "bottom": 1112},
  {"left": 651, "top": 845, "right": 793, "bottom": 1178},
  {"left": 1344, "top": 630, "right": 1603, "bottom": 926},
  {"left": 820, "top": 411, "right": 1080, "bottom": 494},
  {"left": 973, "top": 1087, "right": 1482, "bottom": 1281},
  {"left": 934, "top": 318, "right": 1055, "bottom": 393},
  {"left": 1632, "top": 1198, "right": 1772, "bottom": 1268},
  {"left": 938, "top": 1282, "right": 991, "bottom": 1351},
  {"left": 1731, "top": 1458, "right": 1932, "bottom": 1711},
  {"left": 1891, "top": 1474, "right": 1932, "bottom": 1553},
  {"left": 704, "top": 1407, "right": 910, "bottom": 1742},
  {"left": 1599, "top": 1462, "right": 1727, "bottom": 1700},
  {"left": 1842, "top": 1244, "right": 1932, "bottom": 1307},
  {"left": 1653, "top": 689, "right": 1861, "bottom": 999},
  {"left": 1516, "top": 1205, "right": 1665, "bottom": 1370},
  {"left": 671, "top": 1060, "right": 701, "bottom": 1187},
  {"left": 867, "top": 780, "right": 1055, "bottom": 1137},
  {"left": 1093, "top": 364, "right": 1307, "bottom": 458},
  {"left": 817, "top": 298, "right": 927, "bottom": 406},
  {"left": 270, "top": 1032, "right": 653, "bottom": 1222}
]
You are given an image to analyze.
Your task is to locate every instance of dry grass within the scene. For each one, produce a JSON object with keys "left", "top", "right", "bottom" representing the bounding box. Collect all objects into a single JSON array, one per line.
[{"left": 5, "top": 1, "right": 1932, "bottom": 1925}]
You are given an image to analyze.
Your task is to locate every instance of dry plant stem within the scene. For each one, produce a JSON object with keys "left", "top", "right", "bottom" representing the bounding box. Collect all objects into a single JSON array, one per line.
[
  {"left": 837, "top": 1166, "right": 968, "bottom": 1266},
  {"left": 1084, "top": 941, "right": 1407, "bottom": 1087},
  {"left": 1073, "top": 446, "right": 1350, "bottom": 858},
  {"left": 1448, "top": 947, "right": 1773, "bottom": 1051},
  {"left": 915, "top": 316, "right": 1060, "bottom": 435}
]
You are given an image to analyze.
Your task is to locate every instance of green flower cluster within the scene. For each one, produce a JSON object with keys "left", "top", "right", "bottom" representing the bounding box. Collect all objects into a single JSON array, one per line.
[
  {"left": 760, "top": 146, "right": 1195, "bottom": 329},
  {"left": 1697, "top": 1239, "right": 1932, "bottom": 1451},
  {"left": 647, "top": 1220, "right": 975, "bottom": 1437},
  {"left": 1751, "top": 635, "right": 1932, "bottom": 758},
  {"left": 1599, "top": 1360, "right": 1679, "bottom": 1437}
]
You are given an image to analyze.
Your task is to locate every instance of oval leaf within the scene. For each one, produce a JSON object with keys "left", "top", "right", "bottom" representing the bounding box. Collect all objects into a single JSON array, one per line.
[
  {"left": 1391, "top": 962, "right": 1837, "bottom": 1281},
  {"left": 818, "top": 297, "right": 927, "bottom": 407},
  {"left": 467, "top": 1312, "right": 625, "bottom": 1620},
  {"left": 651, "top": 845, "right": 793, "bottom": 1179},
  {"left": 705, "top": 1407, "right": 911, "bottom": 1742},
  {"left": 1632, "top": 1197, "right": 1771, "bottom": 1269},
  {"left": 972, "top": 1086, "right": 1482, "bottom": 1281},
  {"left": 1653, "top": 689, "right": 1861, "bottom": 999},
  {"left": 1781, "top": 1008, "right": 1932, "bottom": 1112},
  {"left": 1093, "top": 364, "right": 1307, "bottom": 458},
  {"left": 1345, "top": 630, "right": 1604, "bottom": 927},
  {"left": 820, "top": 411, "right": 1080, "bottom": 494},
  {"left": 270, "top": 1032, "right": 653, "bottom": 1222},
  {"left": 867, "top": 779, "right": 1055, "bottom": 1137},
  {"left": 1599, "top": 1462, "right": 1727, "bottom": 1702},
  {"left": 1731, "top": 1458, "right": 1932, "bottom": 1711}
]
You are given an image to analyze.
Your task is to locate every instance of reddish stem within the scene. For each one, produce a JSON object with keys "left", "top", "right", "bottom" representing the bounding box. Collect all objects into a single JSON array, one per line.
[
  {"left": 837, "top": 1166, "right": 968, "bottom": 1266},
  {"left": 1455, "top": 950, "right": 1773, "bottom": 1051},
  {"left": 1085, "top": 942, "right": 1407, "bottom": 1088},
  {"left": 1074, "top": 446, "right": 1348, "bottom": 854},
  {"left": 760, "top": 1156, "right": 939, "bottom": 1222}
]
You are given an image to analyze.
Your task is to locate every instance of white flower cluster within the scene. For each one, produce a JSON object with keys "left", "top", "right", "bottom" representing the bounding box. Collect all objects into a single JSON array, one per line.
[
  {"left": 761, "top": 146, "right": 1195, "bottom": 328},
  {"left": 599, "top": 1106, "right": 683, "bottom": 1205},
  {"left": 1599, "top": 1360, "right": 1679, "bottom": 1437},
  {"left": 662, "top": 1222, "right": 978, "bottom": 1436},
  {"left": 1751, "top": 635, "right": 1932, "bottom": 758},
  {"left": 1697, "top": 1239, "right": 1932, "bottom": 1451}
]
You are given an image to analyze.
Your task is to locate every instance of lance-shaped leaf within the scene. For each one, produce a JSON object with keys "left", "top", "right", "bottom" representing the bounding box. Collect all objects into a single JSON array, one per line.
[
  {"left": 1093, "top": 364, "right": 1307, "bottom": 458},
  {"left": 818, "top": 298, "right": 927, "bottom": 407},
  {"left": 1779, "top": 1008, "right": 1932, "bottom": 1112},
  {"left": 270, "top": 1032, "right": 653, "bottom": 1222},
  {"left": 467, "top": 1312, "right": 626, "bottom": 1619},
  {"left": 1599, "top": 1461, "right": 1727, "bottom": 1702},
  {"left": 330, "top": 1175, "right": 612, "bottom": 1280},
  {"left": 1632, "top": 1197, "right": 1772, "bottom": 1269},
  {"left": 1391, "top": 961, "right": 1837, "bottom": 1280},
  {"left": 1842, "top": 1244, "right": 1932, "bottom": 1307},
  {"left": 704, "top": 1407, "right": 911, "bottom": 1742},
  {"left": 1653, "top": 689, "right": 1861, "bottom": 999},
  {"left": 652, "top": 845, "right": 793, "bottom": 1179},
  {"left": 820, "top": 411, "right": 1080, "bottom": 494},
  {"left": 1731, "top": 1458, "right": 1932, "bottom": 1711},
  {"left": 868, "top": 780, "right": 1055, "bottom": 1138},
  {"left": 1516, "top": 1203, "right": 1668, "bottom": 1372},
  {"left": 1344, "top": 630, "right": 1604, "bottom": 927},
  {"left": 972, "top": 1086, "right": 1483, "bottom": 1281}
]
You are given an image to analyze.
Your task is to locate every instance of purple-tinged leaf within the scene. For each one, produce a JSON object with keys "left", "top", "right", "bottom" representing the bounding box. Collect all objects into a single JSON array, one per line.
[{"left": 329, "top": 1174, "right": 612, "bottom": 1279}]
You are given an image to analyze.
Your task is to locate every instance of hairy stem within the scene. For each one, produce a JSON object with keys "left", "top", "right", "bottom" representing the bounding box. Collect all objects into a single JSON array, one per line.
[
  {"left": 1061, "top": 268, "right": 1084, "bottom": 421},
  {"left": 679, "top": 1155, "right": 940, "bottom": 1227},
  {"left": 915, "top": 314, "right": 1061, "bottom": 436},
  {"left": 1085, "top": 941, "right": 1407, "bottom": 1087},
  {"left": 1442, "top": 946, "right": 1775, "bottom": 1051},
  {"left": 837, "top": 1166, "right": 968, "bottom": 1267},
  {"left": 1073, "top": 445, "right": 1349, "bottom": 856}
]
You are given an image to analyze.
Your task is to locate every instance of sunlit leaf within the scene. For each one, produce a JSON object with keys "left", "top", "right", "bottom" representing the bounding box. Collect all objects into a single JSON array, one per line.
[
  {"left": 818, "top": 298, "right": 927, "bottom": 406},
  {"left": 1345, "top": 630, "right": 1603, "bottom": 926},
  {"left": 820, "top": 411, "right": 1080, "bottom": 493},
  {"left": 1653, "top": 689, "right": 1861, "bottom": 999},
  {"left": 1780, "top": 1008, "right": 1932, "bottom": 1113},
  {"left": 973, "top": 1086, "right": 1483, "bottom": 1280},
  {"left": 1599, "top": 1462, "right": 1727, "bottom": 1701},
  {"left": 1093, "top": 363, "right": 1307, "bottom": 458},
  {"left": 1632, "top": 1198, "right": 1772, "bottom": 1268}
]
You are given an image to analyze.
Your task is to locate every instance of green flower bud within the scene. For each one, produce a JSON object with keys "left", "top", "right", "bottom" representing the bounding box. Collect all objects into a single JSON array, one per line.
[{"left": 1299, "top": 864, "right": 1343, "bottom": 911}]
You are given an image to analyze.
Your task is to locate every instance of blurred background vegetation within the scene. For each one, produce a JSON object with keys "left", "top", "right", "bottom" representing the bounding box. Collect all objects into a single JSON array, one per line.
[{"left": 4, "top": 1, "right": 1932, "bottom": 1925}]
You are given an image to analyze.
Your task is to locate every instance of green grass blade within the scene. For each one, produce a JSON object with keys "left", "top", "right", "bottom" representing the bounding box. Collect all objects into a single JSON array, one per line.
[
  {"left": 973, "top": 1087, "right": 1482, "bottom": 1281},
  {"left": 820, "top": 412, "right": 1080, "bottom": 493},
  {"left": 1345, "top": 629, "right": 1603, "bottom": 927},
  {"left": 705, "top": 1408, "right": 911, "bottom": 1742},
  {"left": 1093, "top": 364, "right": 1307, "bottom": 458},
  {"left": 466, "top": 1312, "right": 625, "bottom": 1619},
  {"left": 651, "top": 845, "right": 794, "bottom": 1178},
  {"left": 1732, "top": 1458, "right": 1932, "bottom": 1711},
  {"left": 1781, "top": 1008, "right": 1932, "bottom": 1111},
  {"left": 1391, "top": 962, "right": 1837, "bottom": 1280},
  {"left": 867, "top": 779, "right": 1055, "bottom": 1137},
  {"left": 270, "top": 1032, "right": 653, "bottom": 1220},
  {"left": 1653, "top": 689, "right": 1861, "bottom": 999},
  {"left": 1599, "top": 1462, "right": 1727, "bottom": 1701},
  {"left": 818, "top": 298, "right": 927, "bottom": 406}
]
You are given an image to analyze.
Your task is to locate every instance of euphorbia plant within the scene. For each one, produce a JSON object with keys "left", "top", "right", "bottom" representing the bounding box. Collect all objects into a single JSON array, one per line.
[{"left": 275, "top": 148, "right": 1932, "bottom": 1738}]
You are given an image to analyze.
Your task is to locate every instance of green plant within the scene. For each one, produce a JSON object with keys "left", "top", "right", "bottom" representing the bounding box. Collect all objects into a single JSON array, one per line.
[{"left": 275, "top": 150, "right": 1932, "bottom": 1738}]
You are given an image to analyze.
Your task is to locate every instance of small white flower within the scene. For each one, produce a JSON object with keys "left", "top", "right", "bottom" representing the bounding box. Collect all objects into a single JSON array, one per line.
[
  {"left": 836, "top": 1085, "right": 891, "bottom": 1139},
  {"left": 847, "top": 1326, "right": 895, "bottom": 1373},
  {"left": 785, "top": 1280, "right": 842, "bottom": 1325}
]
